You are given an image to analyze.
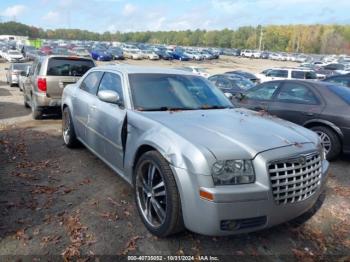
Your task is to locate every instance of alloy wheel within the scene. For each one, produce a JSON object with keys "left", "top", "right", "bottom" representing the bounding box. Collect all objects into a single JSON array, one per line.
[
  {"left": 136, "top": 161, "right": 167, "bottom": 228},
  {"left": 62, "top": 109, "right": 71, "bottom": 144},
  {"left": 316, "top": 130, "right": 332, "bottom": 155}
]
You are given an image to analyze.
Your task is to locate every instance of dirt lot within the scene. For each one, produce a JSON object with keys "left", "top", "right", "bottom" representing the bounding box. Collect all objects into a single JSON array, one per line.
[{"left": 0, "top": 57, "right": 349, "bottom": 261}]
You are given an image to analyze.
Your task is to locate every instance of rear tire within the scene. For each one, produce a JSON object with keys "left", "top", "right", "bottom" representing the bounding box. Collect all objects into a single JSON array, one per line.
[
  {"left": 311, "top": 126, "right": 341, "bottom": 161},
  {"left": 134, "top": 151, "right": 184, "bottom": 237},
  {"left": 23, "top": 94, "right": 30, "bottom": 108},
  {"left": 31, "top": 97, "right": 43, "bottom": 120},
  {"left": 62, "top": 107, "right": 79, "bottom": 148}
]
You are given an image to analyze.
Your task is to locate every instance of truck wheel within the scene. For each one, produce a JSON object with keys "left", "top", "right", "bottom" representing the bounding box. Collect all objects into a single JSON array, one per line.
[
  {"left": 134, "top": 151, "right": 184, "bottom": 237},
  {"left": 311, "top": 126, "right": 341, "bottom": 161},
  {"left": 62, "top": 107, "right": 79, "bottom": 148}
]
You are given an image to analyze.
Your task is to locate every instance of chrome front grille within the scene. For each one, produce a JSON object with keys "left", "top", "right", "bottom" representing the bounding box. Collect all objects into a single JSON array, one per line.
[{"left": 268, "top": 152, "right": 322, "bottom": 205}]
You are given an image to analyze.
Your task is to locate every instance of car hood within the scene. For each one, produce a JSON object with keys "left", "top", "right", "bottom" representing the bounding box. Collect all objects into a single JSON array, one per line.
[{"left": 141, "top": 108, "right": 317, "bottom": 160}]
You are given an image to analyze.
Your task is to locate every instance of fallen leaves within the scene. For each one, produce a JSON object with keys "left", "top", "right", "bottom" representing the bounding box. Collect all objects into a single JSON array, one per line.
[
  {"left": 331, "top": 186, "right": 350, "bottom": 197},
  {"left": 41, "top": 235, "right": 61, "bottom": 247},
  {"left": 31, "top": 185, "right": 58, "bottom": 195},
  {"left": 15, "top": 228, "right": 30, "bottom": 246},
  {"left": 61, "top": 210, "right": 95, "bottom": 261},
  {"left": 120, "top": 236, "right": 142, "bottom": 255},
  {"left": 99, "top": 211, "right": 119, "bottom": 221}
]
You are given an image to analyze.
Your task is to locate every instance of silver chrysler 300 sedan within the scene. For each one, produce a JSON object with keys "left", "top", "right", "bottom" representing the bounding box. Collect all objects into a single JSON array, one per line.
[{"left": 61, "top": 65, "right": 329, "bottom": 237}]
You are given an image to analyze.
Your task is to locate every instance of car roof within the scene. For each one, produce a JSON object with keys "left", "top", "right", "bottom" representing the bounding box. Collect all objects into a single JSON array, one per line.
[{"left": 93, "top": 64, "right": 195, "bottom": 75}]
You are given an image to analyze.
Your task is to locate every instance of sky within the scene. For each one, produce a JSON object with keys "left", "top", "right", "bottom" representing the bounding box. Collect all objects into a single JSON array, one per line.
[{"left": 0, "top": 0, "right": 349, "bottom": 33}]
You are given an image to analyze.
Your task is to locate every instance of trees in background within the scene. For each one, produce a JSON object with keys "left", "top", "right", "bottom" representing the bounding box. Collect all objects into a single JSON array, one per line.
[{"left": 0, "top": 21, "right": 349, "bottom": 54}]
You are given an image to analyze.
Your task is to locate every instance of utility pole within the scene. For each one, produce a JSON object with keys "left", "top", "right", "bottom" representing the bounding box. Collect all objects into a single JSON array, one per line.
[{"left": 258, "top": 26, "right": 263, "bottom": 51}]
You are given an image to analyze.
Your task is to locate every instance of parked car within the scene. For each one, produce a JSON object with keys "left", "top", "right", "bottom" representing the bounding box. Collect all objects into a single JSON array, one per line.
[
  {"left": 21, "top": 45, "right": 37, "bottom": 58},
  {"left": 52, "top": 47, "right": 72, "bottom": 55},
  {"left": 184, "top": 50, "right": 203, "bottom": 60},
  {"left": 155, "top": 50, "right": 174, "bottom": 60},
  {"left": 172, "top": 51, "right": 190, "bottom": 61},
  {"left": 256, "top": 68, "right": 317, "bottom": 83},
  {"left": 225, "top": 70, "right": 260, "bottom": 83},
  {"left": 4, "top": 50, "right": 25, "bottom": 62},
  {"left": 232, "top": 80, "right": 350, "bottom": 160},
  {"left": 316, "top": 63, "right": 347, "bottom": 77},
  {"left": 5, "top": 63, "right": 31, "bottom": 87},
  {"left": 177, "top": 66, "right": 210, "bottom": 78},
  {"left": 19, "top": 65, "right": 32, "bottom": 92},
  {"left": 108, "top": 47, "right": 124, "bottom": 60},
  {"left": 323, "top": 74, "right": 350, "bottom": 88},
  {"left": 72, "top": 47, "right": 91, "bottom": 58},
  {"left": 124, "top": 49, "right": 143, "bottom": 60},
  {"left": 23, "top": 55, "right": 96, "bottom": 119},
  {"left": 143, "top": 50, "right": 159, "bottom": 60},
  {"left": 26, "top": 49, "right": 45, "bottom": 61},
  {"left": 40, "top": 45, "right": 53, "bottom": 55},
  {"left": 90, "top": 48, "right": 113, "bottom": 61},
  {"left": 241, "top": 49, "right": 254, "bottom": 58},
  {"left": 61, "top": 65, "right": 328, "bottom": 237},
  {"left": 208, "top": 74, "right": 255, "bottom": 96}
]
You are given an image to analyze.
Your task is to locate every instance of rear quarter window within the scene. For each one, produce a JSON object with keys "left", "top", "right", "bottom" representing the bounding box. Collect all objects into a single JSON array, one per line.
[{"left": 47, "top": 57, "right": 95, "bottom": 76}]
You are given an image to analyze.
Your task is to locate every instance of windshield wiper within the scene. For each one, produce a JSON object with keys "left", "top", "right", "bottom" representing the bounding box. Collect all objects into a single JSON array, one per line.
[
  {"left": 198, "top": 105, "right": 233, "bottom": 110},
  {"left": 140, "top": 106, "right": 195, "bottom": 112}
]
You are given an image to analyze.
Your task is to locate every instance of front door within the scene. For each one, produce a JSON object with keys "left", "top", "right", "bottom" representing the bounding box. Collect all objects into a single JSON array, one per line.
[{"left": 88, "top": 72, "right": 126, "bottom": 170}]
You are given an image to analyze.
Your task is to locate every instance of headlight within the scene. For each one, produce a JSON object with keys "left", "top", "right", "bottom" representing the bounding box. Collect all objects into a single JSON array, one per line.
[{"left": 211, "top": 160, "right": 255, "bottom": 185}]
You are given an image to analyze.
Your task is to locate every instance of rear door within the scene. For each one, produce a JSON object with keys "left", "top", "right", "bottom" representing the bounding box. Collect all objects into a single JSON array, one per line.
[
  {"left": 89, "top": 72, "right": 126, "bottom": 170},
  {"left": 73, "top": 71, "right": 103, "bottom": 143},
  {"left": 45, "top": 57, "right": 95, "bottom": 99},
  {"left": 268, "top": 82, "right": 324, "bottom": 125}
]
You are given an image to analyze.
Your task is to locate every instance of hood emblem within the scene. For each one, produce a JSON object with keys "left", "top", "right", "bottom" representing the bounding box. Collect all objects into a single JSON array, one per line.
[{"left": 298, "top": 156, "right": 307, "bottom": 165}]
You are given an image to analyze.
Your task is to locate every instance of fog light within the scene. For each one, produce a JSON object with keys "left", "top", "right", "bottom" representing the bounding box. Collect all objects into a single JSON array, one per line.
[{"left": 220, "top": 220, "right": 238, "bottom": 231}]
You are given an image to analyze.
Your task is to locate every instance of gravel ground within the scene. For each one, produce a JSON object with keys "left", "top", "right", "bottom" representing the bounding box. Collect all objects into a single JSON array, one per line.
[{"left": 0, "top": 57, "right": 349, "bottom": 261}]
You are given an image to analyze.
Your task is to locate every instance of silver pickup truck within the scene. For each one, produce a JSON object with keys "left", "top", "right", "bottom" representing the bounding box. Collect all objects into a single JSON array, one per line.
[{"left": 23, "top": 55, "right": 96, "bottom": 119}]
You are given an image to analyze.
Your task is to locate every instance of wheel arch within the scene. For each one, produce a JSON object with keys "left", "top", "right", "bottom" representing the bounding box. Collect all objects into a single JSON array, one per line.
[{"left": 303, "top": 119, "right": 343, "bottom": 151}]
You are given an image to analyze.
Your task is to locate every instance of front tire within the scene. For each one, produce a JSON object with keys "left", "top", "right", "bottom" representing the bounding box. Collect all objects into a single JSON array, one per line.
[
  {"left": 311, "top": 126, "right": 341, "bottom": 161},
  {"left": 62, "top": 107, "right": 79, "bottom": 148},
  {"left": 134, "top": 151, "right": 184, "bottom": 237}
]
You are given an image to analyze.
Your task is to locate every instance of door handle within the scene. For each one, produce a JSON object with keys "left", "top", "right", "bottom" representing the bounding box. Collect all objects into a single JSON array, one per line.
[{"left": 90, "top": 105, "right": 97, "bottom": 111}]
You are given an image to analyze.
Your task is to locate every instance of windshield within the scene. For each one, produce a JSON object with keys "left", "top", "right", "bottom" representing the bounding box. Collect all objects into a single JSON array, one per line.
[{"left": 129, "top": 74, "right": 233, "bottom": 111}]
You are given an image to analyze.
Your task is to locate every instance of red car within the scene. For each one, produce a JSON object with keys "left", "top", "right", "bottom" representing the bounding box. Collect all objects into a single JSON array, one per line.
[{"left": 40, "top": 45, "right": 52, "bottom": 55}]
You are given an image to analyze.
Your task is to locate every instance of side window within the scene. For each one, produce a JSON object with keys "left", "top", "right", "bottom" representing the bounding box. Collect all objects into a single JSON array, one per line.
[
  {"left": 276, "top": 83, "right": 318, "bottom": 104},
  {"left": 291, "top": 71, "right": 305, "bottom": 79},
  {"left": 98, "top": 72, "right": 124, "bottom": 104},
  {"left": 216, "top": 78, "right": 232, "bottom": 89},
  {"left": 267, "top": 70, "right": 288, "bottom": 78},
  {"left": 80, "top": 71, "right": 103, "bottom": 95},
  {"left": 245, "top": 82, "right": 279, "bottom": 100}
]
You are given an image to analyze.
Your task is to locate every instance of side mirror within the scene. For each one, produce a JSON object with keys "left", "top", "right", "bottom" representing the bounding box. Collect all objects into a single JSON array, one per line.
[
  {"left": 224, "top": 92, "right": 233, "bottom": 99},
  {"left": 98, "top": 90, "right": 120, "bottom": 104}
]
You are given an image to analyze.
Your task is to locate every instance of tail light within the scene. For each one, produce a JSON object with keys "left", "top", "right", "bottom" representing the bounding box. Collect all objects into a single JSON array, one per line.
[{"left": 37, "top": 78, "right": 47, "bottom": 92}]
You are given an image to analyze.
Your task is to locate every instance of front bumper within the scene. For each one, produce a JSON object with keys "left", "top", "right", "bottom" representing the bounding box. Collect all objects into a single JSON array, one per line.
[{"left": 172, "top": 145, "right": 329, "bottom": 236}]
